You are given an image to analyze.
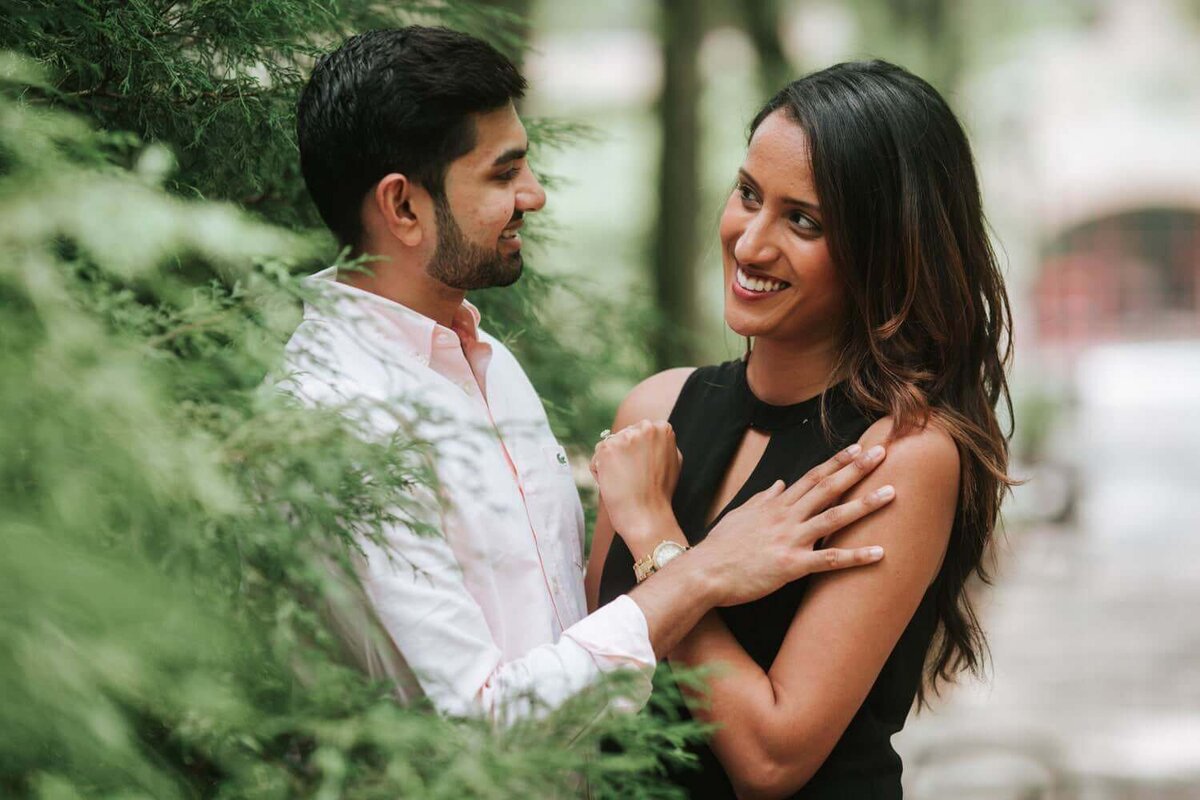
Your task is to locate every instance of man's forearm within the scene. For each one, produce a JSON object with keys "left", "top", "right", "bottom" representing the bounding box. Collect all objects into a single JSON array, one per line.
[
  {"left": 623, "top": 510, "right": 725, "bottom": 658},
  {"left": 628, "top": 548, "right": 722, "bottom": 657}
]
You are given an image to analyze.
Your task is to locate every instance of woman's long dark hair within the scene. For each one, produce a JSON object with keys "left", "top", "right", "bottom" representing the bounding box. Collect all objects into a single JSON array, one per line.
[{"left": 750, "top": 61, "right": 1014, "bottom": 703}]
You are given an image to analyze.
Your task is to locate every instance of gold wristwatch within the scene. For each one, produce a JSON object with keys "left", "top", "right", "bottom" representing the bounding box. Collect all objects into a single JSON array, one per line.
[{"left": 633, "top": 540, "right": 690, "bottom": 583}]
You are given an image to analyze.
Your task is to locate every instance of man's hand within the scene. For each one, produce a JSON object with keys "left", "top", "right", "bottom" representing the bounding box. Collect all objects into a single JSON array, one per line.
[
  {"left": 689, "top": 443, "right": 894, "bottom": 607},
  {"left": 590, "top": 419, "right": 683, "bottom": 542}
]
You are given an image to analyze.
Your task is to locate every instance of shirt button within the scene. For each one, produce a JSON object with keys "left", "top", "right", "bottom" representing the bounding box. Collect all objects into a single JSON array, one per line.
[
  {"left": 415, "top": 353, "right": 429, "bottom": 366},
  {"left": 459, "top": 380, "right": 474, "bottom": 394}
]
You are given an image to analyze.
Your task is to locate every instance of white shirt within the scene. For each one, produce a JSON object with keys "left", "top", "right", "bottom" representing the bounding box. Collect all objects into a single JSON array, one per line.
[{"left": 279, "top": 268, "right": 655, "bottom": 726}]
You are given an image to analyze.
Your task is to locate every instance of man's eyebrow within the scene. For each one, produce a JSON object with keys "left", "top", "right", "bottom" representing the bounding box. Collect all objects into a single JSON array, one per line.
[
  {"left": 738, "top": 167, "right": 821, "bottom": 213},
  {"left": 491, "top": 146, "right": 528, "bottom": 167}
]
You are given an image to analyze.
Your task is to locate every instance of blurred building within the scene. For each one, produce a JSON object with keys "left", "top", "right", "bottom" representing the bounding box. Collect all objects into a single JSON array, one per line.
[{"left": 970, "top": 0, "right": 1200, "bottom": 350}]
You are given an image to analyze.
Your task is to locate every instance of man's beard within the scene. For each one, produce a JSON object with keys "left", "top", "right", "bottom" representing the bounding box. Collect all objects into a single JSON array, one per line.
[{"left": 425, "top": 194, "right": 523, "bottom": 290}]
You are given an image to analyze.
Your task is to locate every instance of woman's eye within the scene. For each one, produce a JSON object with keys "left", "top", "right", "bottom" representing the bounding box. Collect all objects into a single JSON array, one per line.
[
  {"left": 790, "top": 212, "right": 821, "bottom": 233},
  {"left": 737, "top": 182, "right": 759, "bottom": 204}
]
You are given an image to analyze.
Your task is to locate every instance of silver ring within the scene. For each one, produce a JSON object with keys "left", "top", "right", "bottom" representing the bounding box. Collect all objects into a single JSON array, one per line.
[{"left": 599, "top": 429, "right": 612, "bottom": 441}]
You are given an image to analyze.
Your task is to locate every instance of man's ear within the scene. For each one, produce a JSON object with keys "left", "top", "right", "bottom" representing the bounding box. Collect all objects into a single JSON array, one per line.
[{"left": 373, "top": 173, "right": 427, "bottom": 247}]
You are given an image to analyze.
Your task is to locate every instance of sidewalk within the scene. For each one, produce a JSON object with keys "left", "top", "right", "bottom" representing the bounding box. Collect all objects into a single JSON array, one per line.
[{"left": 895, "top": 521, "right": 1200, "bottom": 799}]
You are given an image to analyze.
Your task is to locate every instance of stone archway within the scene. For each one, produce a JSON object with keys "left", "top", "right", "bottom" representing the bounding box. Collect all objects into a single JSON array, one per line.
[{"left": 1033, "top": 207, "right": 1200, "bottom": 344}]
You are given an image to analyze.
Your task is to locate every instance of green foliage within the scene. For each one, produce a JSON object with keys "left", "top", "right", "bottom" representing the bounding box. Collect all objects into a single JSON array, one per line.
[
  {"left": 0, "top": 0, "right": 646, "bottom": 446},
  {"left": 0, "top": 1, "right": 690, "bottom": 795},
  {"left": 0, "top": 3, "right": 680, "bottom": 794},
  {"left": 0, "top": 0, "right": 521, "bottom": 228},
  {"left": 0, "top": 56, "right": 703, "bottom": 797}
]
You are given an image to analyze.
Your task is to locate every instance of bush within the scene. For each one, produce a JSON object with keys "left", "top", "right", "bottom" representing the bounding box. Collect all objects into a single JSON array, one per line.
[{"left": 0, "top": 4, "right": 694, "bottom": 794}]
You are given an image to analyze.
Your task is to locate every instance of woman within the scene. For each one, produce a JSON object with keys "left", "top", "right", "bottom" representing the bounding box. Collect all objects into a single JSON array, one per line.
[{"left": 585, "top": 61, "right": 1012, "bottom": 799}]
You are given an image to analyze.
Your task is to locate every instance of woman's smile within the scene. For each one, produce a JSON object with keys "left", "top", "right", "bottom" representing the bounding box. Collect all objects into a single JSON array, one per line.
[{"left": 731, "top": 266, "right": 792, "bottom": 300}]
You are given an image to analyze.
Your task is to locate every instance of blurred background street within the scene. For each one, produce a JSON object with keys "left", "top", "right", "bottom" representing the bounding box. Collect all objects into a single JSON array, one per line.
[
  {"left": 898, "top": 343, "right": 1200, "bottom": 798},
  {"left": 513, "top": 0, "right": 1200, "bottom": 795}
]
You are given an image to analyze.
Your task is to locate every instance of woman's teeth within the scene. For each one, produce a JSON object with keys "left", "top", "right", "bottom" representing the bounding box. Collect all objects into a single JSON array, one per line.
[{"left": 736, "top": 267, "right": 789, "bottom": 293}]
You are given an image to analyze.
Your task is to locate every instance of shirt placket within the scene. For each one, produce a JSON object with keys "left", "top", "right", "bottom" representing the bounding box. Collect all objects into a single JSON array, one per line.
[{"left": 433, "top": 328, "right": 570, "bottom": 634}]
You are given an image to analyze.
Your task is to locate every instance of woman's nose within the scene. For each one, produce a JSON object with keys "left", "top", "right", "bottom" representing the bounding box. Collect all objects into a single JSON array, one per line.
[{"left": 732, "top": 215, "right": 779, "bottom": 266}]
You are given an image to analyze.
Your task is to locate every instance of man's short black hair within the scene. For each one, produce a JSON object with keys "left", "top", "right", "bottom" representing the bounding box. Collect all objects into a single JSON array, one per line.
[{"left": 297, "top": 26, "right": 527, "bottom": 247}]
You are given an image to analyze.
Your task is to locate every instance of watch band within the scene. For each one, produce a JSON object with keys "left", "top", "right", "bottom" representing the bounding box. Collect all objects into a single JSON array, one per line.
[
  {"left": 633, "top": 540, "right": 690, "bottom": 583},
  {"left": 633, "top": 553, "right": 657, "bottom": 583}
]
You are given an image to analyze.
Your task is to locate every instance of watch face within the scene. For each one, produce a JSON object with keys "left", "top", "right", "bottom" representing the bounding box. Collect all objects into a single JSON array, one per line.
[{"left": 653, "top": 541, "right": 686, "bottom": 568}]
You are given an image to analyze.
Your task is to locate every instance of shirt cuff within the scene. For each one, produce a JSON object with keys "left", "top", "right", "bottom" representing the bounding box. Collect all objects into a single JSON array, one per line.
[{"left": 561, "top": 593, "right": 656, "bottom": 712}]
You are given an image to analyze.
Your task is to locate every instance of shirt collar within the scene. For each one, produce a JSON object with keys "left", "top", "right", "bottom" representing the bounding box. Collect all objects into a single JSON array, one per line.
[{"left": 302, "top": 267, "right": 484, "bottom": 362}]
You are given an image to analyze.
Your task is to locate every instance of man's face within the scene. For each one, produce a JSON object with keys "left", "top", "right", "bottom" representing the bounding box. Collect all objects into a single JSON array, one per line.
[{"left": 425, "top": 103, "right": 546, "bottom": 290}]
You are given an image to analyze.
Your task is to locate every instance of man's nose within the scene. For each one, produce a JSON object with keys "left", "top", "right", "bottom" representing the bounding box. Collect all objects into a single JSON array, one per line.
[{"left": 517, "top": 168, "right": 547, "bottom": 213}]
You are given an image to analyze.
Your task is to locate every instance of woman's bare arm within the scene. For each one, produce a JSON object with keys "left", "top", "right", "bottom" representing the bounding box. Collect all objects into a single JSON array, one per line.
[
  {"left": 667, "top": 418, "right": 959, "bottom": 799},
  {"left": 584, "top": 367, "right": 694, "bottom": 613}
]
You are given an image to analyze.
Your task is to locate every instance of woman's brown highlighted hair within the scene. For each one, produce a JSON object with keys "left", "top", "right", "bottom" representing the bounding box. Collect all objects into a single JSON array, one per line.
[{"left": 751, "top": 61, "right": 1015, "bottom": 703}]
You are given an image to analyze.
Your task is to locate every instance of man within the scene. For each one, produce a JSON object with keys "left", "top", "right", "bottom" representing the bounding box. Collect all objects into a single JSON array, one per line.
[{"left": 285, "top": 26, "right": 886, "bottom": 726}]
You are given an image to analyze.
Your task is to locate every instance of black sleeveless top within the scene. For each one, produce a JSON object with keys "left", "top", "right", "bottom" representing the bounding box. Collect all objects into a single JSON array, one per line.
[{"left": 598, "top": 359, "right": 937, "bottom": 799}]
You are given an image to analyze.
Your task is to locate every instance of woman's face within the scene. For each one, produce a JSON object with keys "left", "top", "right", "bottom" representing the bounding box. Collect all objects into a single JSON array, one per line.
[{"left": 719, "top": 109, "right": 847, "bottom": 344}]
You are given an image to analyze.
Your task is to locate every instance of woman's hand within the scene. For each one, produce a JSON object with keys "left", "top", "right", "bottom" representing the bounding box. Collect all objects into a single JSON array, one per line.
[
  {"left": 691, "top": 443, "right": 895, "bottom": 608},
  {"left": 590, "top": 419, "right": 683, "bottom": 547}
]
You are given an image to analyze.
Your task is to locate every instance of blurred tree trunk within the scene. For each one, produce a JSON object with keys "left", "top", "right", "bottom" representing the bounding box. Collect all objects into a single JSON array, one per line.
[
  {"left": 487, "top": 0, "right": 533, "bottom": 72},
  {"left": 887, "top": 0, "right": 963, "bottom": 94},
  {"left": 739, "top": 0, "right": 793, "bottom": 100},
  {"left": 492, "top": 0, "right": 531, "bottom": 112},
  {"left": 654, "top": 0, "right": 704, "bottom": 369}
]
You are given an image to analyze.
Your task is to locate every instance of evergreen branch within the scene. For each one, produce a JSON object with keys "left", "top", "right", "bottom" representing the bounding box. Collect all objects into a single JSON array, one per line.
[
  {"left": 66, "top": 86, "right": 272, "bottom": 104},
  {"left": 144, "top": 311, "right": 235, "bottom": 346}
]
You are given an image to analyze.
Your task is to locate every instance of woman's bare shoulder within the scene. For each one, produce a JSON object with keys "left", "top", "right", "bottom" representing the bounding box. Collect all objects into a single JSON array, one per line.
[
  {"left": 612, "top": 367, "right": 697, "bottom": 428},
  {"left": 858, "top": 415, "right": 961, "bottom": 498}
]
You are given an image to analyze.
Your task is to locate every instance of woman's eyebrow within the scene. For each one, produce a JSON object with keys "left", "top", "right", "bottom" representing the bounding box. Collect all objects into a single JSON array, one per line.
[{"left": 785, "top": 196, "right": 822, "bottom": 213}]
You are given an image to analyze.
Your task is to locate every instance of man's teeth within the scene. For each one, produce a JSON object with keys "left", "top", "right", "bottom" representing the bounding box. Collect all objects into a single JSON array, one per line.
[
  {"left": 500, "top": 230, "right": 519, "bottom": 240},
  {"left": 736, "top": 268, "right": 789, "bottom": 293}
]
